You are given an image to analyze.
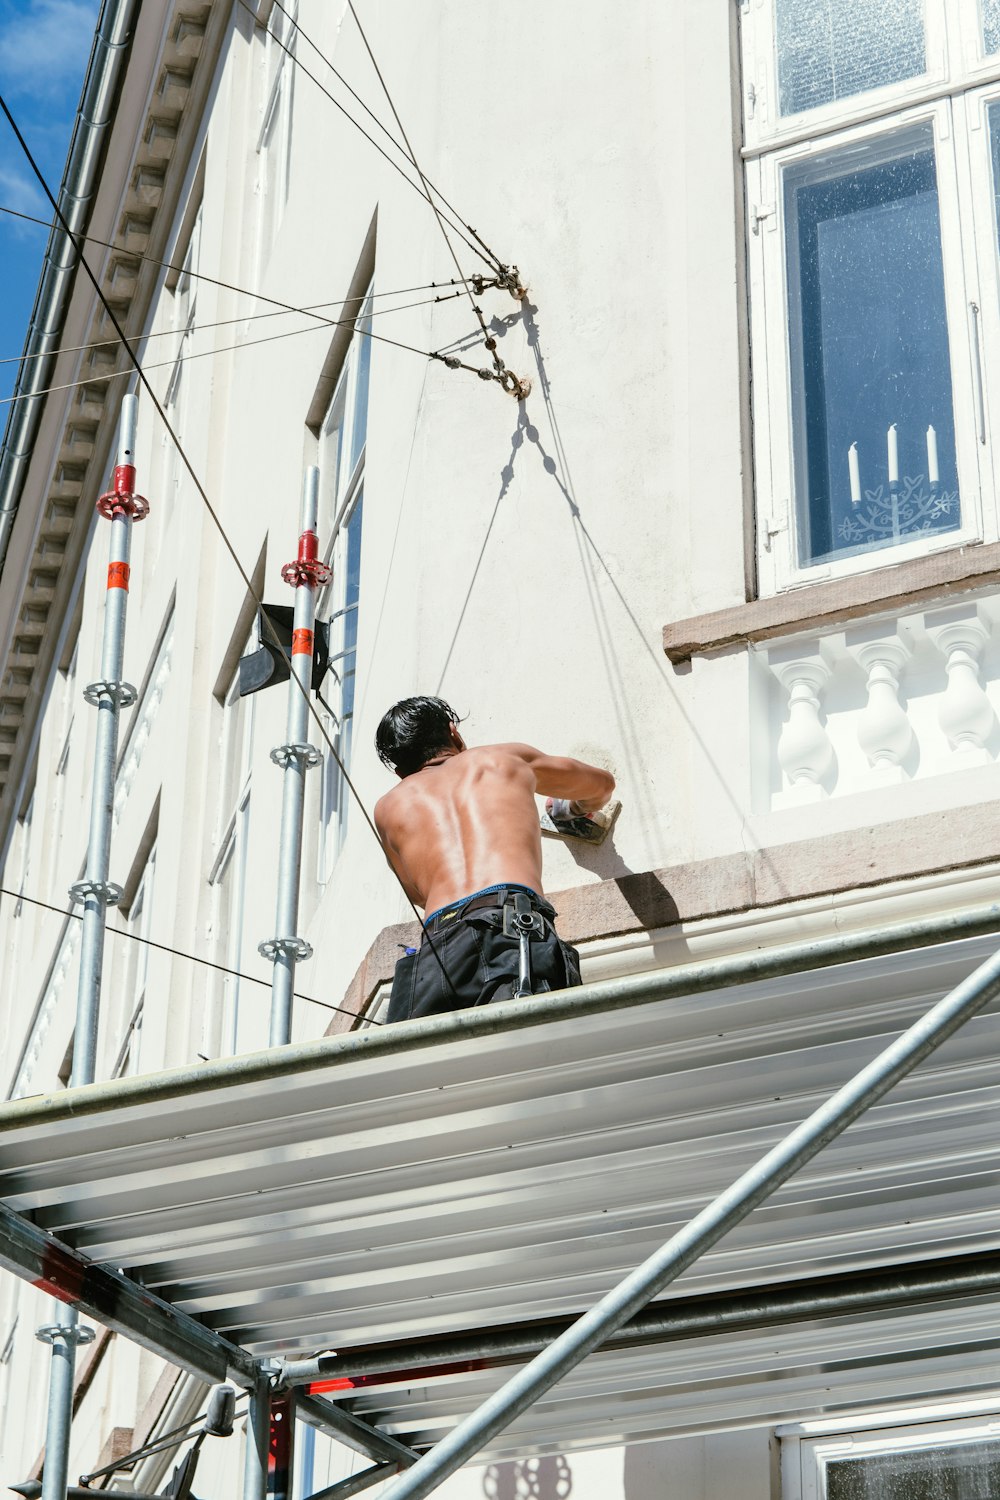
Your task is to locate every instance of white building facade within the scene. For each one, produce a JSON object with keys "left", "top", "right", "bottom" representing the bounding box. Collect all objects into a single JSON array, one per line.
[{"left": 3, "top": 1, "right": 1000, "bottom": 1496}]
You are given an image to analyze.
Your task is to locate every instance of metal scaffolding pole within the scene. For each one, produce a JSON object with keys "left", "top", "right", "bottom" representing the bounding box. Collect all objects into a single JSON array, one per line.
[
  {"left": 376, "top": 935, "right": 1000, "bottom": 1500},
  {"left": 242, "top": 1372, "right": 271, "bottom": 1500},
  {"left": 260, "top": 466, "right": 327, "bottom": 1048},
  {"left": 38, "top": 394, "right": 147, "bottom": 1500}
]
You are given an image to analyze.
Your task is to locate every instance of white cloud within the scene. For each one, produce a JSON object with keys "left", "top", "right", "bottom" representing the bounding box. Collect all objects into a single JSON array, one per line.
[
  {"left": 0, "top": 160, "right": 47, "bottom": 219},
  {"left": 0, "top": 0, "right": 100, "bottom": 100}
]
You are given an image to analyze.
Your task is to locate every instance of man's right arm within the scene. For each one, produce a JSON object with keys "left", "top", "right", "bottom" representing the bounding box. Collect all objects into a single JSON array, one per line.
[{"left": 506, "top": 743, "right": 616, "bottom": 815}]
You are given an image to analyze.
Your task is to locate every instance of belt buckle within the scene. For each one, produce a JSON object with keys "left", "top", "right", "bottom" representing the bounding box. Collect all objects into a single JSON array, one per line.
[{"left": 502, "top": 891, "right": 544, "bottom": 941}]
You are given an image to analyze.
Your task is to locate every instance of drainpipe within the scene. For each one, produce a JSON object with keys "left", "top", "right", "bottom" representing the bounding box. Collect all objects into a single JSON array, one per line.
[{"left": 0, "top": 0, "right": 138, "bottom": 576}]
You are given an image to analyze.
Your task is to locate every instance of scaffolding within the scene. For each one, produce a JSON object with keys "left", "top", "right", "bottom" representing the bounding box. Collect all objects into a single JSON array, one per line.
[
  {"left": 7, "top": 389, "right": 1000, "bottom": 1500},
  {"left": 4, "top": 903, "right": 1000, "bottom": 1497}
]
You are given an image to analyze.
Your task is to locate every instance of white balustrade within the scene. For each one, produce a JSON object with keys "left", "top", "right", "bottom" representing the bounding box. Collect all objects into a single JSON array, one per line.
[
  {"left": 758, "top": 598, "right": 1000, "bottom": 810},
  {"left": 767, "top": 645, "right": 834, "bottom": 805},
  {"left": 925, "top": 605, "right": 996, "bottom": 768},
  {"left": 845, "top": 630, "right": 913, "bottom": 785}
]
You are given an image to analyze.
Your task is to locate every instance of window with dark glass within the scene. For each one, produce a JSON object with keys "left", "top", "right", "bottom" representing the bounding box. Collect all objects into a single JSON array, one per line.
[{"left": 785, "top": 129, "right": 960, "bottom": 566}]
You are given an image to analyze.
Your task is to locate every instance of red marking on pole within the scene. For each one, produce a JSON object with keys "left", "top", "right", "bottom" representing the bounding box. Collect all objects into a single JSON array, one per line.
[
  {"left": 308, "top": 1358, "right": 489, "bottom": 1395},
  {"left": 291, "top": 628, "right": 313, "bottom": 657},
  {"left": 298, "top": 530, "right": 318, "bottom": 564},
  {"left": 268, "top": 1393, "right": 293, "bottom": 1500},
  {"left": 113, "top": 464, "right": 137, "bottom": 496},
  {"left": 32, "top": 1244, "right": 86, "bottom": 1305},
  {"left": 107, "top": 561, "right": 131, "bottom": 591}
]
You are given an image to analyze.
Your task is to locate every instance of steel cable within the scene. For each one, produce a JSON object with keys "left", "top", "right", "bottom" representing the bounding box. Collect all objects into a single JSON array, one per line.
[
  {"left": 233, "top": 0, "right": 494, "bottom": 272},
  {"left": 0, "top": 92, "right": 464, "bottom": 1010},
  {"left": 0, "top": 277, "right": 469, "bottom": 369},
  {"left": 0, "top": 201, "right": 472, "bottom": 350},
  {"left": 271, "top": 0, "right": 506, "bottom": 275},
  {"left": 0, "top": 886, "right": 378, "bottom": 1025},
  {"left": 0, "top": 290, "right": 468, "bottom": 410}
]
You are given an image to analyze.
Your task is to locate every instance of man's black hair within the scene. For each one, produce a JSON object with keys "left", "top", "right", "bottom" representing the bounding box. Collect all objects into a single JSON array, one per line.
[{"left": 375, "top": 696, "right": 463, "bottom": 777}]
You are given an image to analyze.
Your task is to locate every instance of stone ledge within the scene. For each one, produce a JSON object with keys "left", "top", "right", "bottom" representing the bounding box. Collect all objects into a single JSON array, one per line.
[
  {"left": 326, "top": 801, "right": 1000, "bottom": 1034},
  {"left": 663, "top": 542, "right": 1000, "bottom": 663}
]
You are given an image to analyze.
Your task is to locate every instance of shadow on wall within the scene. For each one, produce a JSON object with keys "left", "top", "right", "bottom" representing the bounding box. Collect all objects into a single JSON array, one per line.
[
  {"left": 482, "top": 1456, "right": 573, "bottom": 1499},
  {"left": 622, "top": 1443, "right": 669, "bottom": 1500}
]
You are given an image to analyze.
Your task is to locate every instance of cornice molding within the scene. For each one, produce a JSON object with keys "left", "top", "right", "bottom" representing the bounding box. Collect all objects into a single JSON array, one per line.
[{"left": 0, "top": 0, "right": 226, "bottom": 858}]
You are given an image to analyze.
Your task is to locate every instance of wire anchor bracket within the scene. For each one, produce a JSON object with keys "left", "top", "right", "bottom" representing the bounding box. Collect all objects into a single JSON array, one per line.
[
  {"left": 431, "top": 349, "right": 531, "bottom": 402},
  {"left": 470, "top": 265, "right": 527, "bottom": 302}
]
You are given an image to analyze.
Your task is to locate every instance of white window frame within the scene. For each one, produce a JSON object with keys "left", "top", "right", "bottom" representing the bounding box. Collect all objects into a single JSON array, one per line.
[
  {"left": 741, "top": 0, "right": 951, "bottom": 153},
  {"left": 742, "top": 2, "right": 1000, "bottom": 594},
  {"left": 255, "top": 3, "right": 297, "bottom": 265},
  {"left": 160, "top": 206, "right": 202, "bottom": 510},
  {"left": 781, "top": 1407, "right": 1000, "bottom": 1499},
  {"left": 317, "top": 288, "right": 372, "bottom": 881},
  {"left": 112, "top": 842, "right": 157, "bottom": 1078},
  {"left": 208, "top": 651, "right": 257, "bottom": 1056}
]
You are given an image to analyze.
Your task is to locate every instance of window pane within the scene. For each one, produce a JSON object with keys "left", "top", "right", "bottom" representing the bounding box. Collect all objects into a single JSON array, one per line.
[
  {"left": 335, "top": 492, "right": 363, "bottom": 848},
  {"left": 985, "top": 0, "right": 1000, "bottom": 56},
  {"left": 776, "top": 0, "right": 925, "bottom": 117},
  {"left": 784, "top": 130, "right": 961, "bottom": 566},
  {"left": 827, "top": 1438, "right": 1000, "bottom": 1498},
  {"left": 988, "top": 102, "right": 1000, "bottom": 244},
  {"left": 350, "top": 294, "right": 372, "bottom": 474}
]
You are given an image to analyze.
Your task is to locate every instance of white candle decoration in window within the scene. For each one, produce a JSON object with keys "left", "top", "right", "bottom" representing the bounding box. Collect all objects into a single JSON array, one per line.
[
  {"left": 887, "top": 423, "right": 899, "bottom": 486},
  {"left": 926, "top": 424, "right": 939, "bottom": 486},
  {"left": 848, "top": 442, "right": 861, "bottom": 505}
]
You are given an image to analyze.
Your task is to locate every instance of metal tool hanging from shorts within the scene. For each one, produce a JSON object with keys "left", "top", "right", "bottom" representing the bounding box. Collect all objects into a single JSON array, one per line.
[{"left": 502, "top": 891, "right": 546, "bottom": 998}]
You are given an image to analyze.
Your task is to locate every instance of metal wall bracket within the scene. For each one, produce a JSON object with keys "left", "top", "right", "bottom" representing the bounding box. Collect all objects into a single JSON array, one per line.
[{"left": 83, "top": 679, "right": 137, "bottom": 707}]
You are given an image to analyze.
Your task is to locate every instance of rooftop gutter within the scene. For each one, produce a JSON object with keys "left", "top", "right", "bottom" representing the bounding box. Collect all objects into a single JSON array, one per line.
[{"left": 0, "top": 0, "right": 138, "bottom": 576}]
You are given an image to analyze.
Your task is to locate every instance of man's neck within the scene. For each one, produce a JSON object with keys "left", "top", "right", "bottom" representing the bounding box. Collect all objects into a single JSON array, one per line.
[{"left": 420, "top": 747, "right": 461, "bottom": 770}]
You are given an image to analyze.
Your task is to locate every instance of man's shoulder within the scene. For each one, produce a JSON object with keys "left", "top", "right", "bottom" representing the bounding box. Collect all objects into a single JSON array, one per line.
[
  {"left": 468, "top": 741, "right": 539, "bottom": 763},
  {"left": 373, "top": 785, "right": 398, "bottom": 829}
]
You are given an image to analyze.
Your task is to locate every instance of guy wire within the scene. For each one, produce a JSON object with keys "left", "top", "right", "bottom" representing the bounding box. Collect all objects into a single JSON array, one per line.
[
  {"left": 0, "top": 291, "right": 469, "bottom": 410},
  {"left": 233, "top": 0, "right": 493, "bottom": 272},
  {"left": 0, "top": 278, "right": 468, "bottom": 368},
  {"left": 0, "top": 202, "right": 473, "bottom": 352},
  {"left": 0, "top": 92, "right": 463, "bottom": 1009},
  {"left": 1, "top": 886, "right": 375, "bottom": 1024},
  {"left": 272, "top": 0, "right": 506, "bottom": 276},
  {"left": 344, "top": 0, "right": 510, "bottom": 369}
]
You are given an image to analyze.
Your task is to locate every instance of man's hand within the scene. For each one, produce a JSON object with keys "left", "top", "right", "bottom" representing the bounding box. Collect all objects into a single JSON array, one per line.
[{"left": 547, "top": 796, "right": 605, "bottom": 822}]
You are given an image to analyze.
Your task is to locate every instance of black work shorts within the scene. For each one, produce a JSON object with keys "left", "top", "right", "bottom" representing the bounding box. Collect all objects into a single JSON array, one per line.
[{"left": 385, "top": 890, "right": 581, "bottom": 1023}]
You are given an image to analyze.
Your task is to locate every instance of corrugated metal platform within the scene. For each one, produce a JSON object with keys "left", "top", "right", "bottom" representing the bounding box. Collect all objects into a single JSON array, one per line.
[{"left": 3, "top": 931, "right": 1000, "bottom": 1458}]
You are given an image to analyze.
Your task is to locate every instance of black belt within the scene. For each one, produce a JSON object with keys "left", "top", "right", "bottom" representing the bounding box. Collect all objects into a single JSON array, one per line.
[{"left": 423, "top": 886, "right": 549, "bottom": 938}]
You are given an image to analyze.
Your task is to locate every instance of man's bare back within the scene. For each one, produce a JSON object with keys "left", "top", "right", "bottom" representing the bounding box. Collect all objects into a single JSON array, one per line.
[{"left": 374, "top": 736, "right": 615, "bottom": 916}]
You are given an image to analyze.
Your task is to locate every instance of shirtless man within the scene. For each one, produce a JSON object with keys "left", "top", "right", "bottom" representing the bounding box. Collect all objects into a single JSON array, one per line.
[{"left": 374, "top": 695, "right": 615, "bottom": 1022}]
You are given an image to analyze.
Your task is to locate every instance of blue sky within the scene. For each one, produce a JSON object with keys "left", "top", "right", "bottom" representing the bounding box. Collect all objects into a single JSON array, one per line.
[{"left": 0, "top": 0, "right": 101, "bottom": 411}]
